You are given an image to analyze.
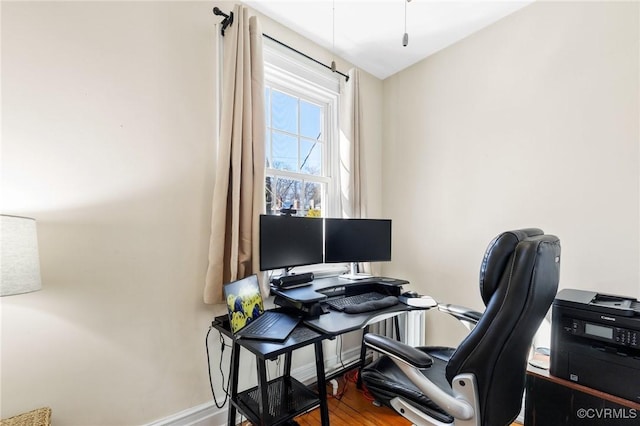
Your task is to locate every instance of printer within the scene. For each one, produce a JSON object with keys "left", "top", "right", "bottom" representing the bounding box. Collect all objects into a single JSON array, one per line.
[{"left": 550, "top": 288, "right": 640, "bottom": 403}]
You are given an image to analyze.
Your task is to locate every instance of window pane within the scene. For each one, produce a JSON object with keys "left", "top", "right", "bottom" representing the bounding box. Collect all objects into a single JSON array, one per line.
[
  {"left": 274, "top": 176, "right": 301, "bottom": 212},
  {"left": 271, "top": 132, "right": 297, "bottom": 171},
  {"left": 302, "top": 181, "right": 323, "bottom": 216},
  {"left": 300, "top": 101, "right": 321, "bottom": 139},
  {"left": 271, "top": 90, "right": 298, "bottom": 134},
  {"left": 265, "top": 176, "right": 324, "bottom": 217},
  {"left": 300, "top": 138, "right": 322, "bottom": 176}
]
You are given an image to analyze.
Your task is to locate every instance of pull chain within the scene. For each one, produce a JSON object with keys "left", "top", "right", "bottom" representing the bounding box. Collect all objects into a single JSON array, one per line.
[
  {"left": 331, "top": 0, "right": 337, "bottom": 71},
  {"left": 403, "top": 0, "right": 410, "bottom": 47}
]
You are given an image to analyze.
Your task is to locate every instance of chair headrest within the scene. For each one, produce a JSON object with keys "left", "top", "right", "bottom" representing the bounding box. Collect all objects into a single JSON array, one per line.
[{"left": 479, "top": 228, "right": 544, "bottom": 306}]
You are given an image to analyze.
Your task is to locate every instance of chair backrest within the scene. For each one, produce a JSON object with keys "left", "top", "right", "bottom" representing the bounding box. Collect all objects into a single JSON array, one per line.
[{"left": 446, "top": 229, "right": 560, "bottom": 426}]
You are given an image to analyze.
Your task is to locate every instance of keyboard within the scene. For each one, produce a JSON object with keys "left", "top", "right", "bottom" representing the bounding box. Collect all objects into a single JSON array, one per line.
[
  {"left": 243, "top": 311, "right": 281, "bottom": 335},
  {"left": 325, "top": 292, "right": 388, "bottom": 311},
  {"left": 236, "top": 311, "right": 300, "bottom": 341}
]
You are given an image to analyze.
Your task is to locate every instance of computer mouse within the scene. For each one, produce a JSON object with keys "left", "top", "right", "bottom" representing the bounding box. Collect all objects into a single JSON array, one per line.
[{"left": 408, "top": 296, "right": 438, "bottom": 308}]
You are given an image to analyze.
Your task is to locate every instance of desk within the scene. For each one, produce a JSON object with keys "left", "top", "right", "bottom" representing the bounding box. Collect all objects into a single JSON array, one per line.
[
  {"left": 304, "top": 303, "right": 418, "bottom": 335},
  {"left": 216, "top": 275, "right": 424, "bottom": 426},
  {"left": 525, "top": 358, "right": 640, "bottom": 425},
  {"left": 274, "top": 275, "right": 418, "bottom": 386}
]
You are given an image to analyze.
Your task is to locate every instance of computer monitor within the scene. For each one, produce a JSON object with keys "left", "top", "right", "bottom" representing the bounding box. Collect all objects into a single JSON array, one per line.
[
  {"left": 259, "top": 214, "right": 324, "bottom": 276},
  {"left": 324, "top": 218, "right": 392, "bottom": 279}
]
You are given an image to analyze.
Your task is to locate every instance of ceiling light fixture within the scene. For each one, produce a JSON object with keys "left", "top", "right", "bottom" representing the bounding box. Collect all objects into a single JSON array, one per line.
[{"left": 403, "top": 0, "right": 411, "bottom": 47}]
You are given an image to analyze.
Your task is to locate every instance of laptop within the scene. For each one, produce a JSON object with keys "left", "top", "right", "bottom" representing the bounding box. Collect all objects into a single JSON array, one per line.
[{"left": 223, "top": 274, "right": 300, "bottom": 342}]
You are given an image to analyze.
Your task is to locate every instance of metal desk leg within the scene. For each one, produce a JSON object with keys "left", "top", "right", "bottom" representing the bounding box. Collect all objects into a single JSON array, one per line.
[
  {"left": 256, "top": 359, "right": 270, "bottom": 426},
  {"left": 284, "top": 351, "right": 292, "bottom": 376},
  {"left": 357, "top": 324, "right": 370, "bottom": 389},
  {"left": 227, "top": 341, "right": 241, "bottom": 426},
  {"left": 314, "top": 341, "right": 330, "bottom": 426},
  {"left": 282, "top": 351, "right": 294, "bottom": 418}
]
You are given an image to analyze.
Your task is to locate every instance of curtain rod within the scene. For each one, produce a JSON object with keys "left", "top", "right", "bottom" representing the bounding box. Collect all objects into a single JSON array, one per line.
[
  {"left": 262, "top": 34, "right": 349, "bottom": 82},
  {"left": 213, "top": 7, "right": 349, "bottom": 82}
]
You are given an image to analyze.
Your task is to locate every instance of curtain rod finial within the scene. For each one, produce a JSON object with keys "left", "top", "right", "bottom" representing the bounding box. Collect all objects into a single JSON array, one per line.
[{"left": 213, "top": 7, "right": 234, "bottom": 36}]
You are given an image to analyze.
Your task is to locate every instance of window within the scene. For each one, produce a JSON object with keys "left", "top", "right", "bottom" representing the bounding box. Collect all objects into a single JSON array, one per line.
[{"left": 263, "top": 42, "right": 339, "bottom": 218}]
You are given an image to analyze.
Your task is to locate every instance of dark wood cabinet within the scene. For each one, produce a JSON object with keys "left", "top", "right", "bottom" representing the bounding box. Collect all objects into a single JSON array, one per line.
[{"left": 525, "top": 363, "right": 640, "bottom": 425}]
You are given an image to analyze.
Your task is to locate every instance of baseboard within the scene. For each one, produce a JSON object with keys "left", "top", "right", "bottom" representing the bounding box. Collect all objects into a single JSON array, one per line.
[
  {"left": 146, "top": 346, "right": 363, "bottom": 426},
  {"left": 145, "top": 400, "right": 226, "bottom": 426},
  {"left": 296, "top": 344, "right": 363, "bottom": 385}
]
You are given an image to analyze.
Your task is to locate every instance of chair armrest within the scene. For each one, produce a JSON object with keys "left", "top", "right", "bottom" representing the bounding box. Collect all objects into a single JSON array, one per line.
[
  {"left": 364, "top": 333, "right": 433, "bottom": 368},
  {"left": 438, "top": 303, "right": 482, "bottom": 325}
]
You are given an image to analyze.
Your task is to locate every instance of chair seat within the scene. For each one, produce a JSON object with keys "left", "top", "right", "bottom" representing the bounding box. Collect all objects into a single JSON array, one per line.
[{"left": 361, "top": 346, "right": 457, "bottom": 424}]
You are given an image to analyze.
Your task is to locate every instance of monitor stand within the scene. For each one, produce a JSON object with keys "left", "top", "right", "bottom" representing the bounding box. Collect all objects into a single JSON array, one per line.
[{"left": 340, "top": 262, "right": 372, "bottom": 280}]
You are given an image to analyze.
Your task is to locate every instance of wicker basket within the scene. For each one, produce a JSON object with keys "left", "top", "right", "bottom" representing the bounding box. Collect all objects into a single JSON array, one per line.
[{"left": 0, "top": 407, "right": 51, "bottom": 426}]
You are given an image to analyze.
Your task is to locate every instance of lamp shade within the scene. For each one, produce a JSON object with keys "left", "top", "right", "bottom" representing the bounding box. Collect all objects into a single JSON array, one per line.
[{"left": 1, "top": 215, "right": 42, "bottom": 296}]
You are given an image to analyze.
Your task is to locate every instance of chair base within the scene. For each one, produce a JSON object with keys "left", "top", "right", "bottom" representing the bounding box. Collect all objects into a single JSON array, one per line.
[{"left": 389, "top": 397, "right": 453, "bottom": 426}]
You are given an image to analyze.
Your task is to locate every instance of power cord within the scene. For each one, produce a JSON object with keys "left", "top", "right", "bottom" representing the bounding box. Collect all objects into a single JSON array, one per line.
[
  {"left": 336, "top": 335, "right": 348, "bottom": 371},
  {"left": 206, "top": 325, "right": 232, "bottom": 408}
]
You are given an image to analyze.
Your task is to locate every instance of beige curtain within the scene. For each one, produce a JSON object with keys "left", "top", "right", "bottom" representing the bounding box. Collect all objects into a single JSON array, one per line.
[
  {"left": 338, "top": 68, "right": 366, "bottom": 219},
  {"left": 339, "top": 68, "right": 371, "bottom": 274},
  {"left": 204, "top": 5, "right": 265, "bottom": 304}
]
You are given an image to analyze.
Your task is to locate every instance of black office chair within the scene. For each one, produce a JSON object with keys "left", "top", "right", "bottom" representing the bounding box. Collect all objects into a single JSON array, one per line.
[{"left": 361, "top": 229, "right": 560, "bottom": 426}]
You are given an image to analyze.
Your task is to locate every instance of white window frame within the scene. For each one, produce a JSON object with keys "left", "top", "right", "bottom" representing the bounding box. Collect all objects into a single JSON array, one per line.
[{"left": 263, "top": 40, "right": 341, "bottom": 218}]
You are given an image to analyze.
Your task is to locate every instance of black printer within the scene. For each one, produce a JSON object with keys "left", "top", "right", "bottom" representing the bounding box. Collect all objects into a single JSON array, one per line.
[{"left": 550, "top": 288, "right": 640, "bottom": 403}]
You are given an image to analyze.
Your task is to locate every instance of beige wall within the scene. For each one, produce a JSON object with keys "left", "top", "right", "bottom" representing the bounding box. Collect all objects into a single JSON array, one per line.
[
  {"left": 1, "top": 2, "right": 221, "bottom": 424},
  {"left": 0, "top": 1, "right": 383, "bottom": 424},
  {"left": 381, "top": 1, "right": 640, "bottom": 347}
]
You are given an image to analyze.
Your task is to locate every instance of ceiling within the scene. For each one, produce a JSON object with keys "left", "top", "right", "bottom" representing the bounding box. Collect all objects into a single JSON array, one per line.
[{"left": 245, "top": 0, "right": 534, "bottom": 80}]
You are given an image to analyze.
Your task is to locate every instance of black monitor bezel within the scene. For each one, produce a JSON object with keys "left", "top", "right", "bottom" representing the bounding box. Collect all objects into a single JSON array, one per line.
[
  {"left": 259, "top": 214, "right": 324, "bottom": 271},
  {"left": 323, "top": 218, "right": 392, "bottom": 264}
]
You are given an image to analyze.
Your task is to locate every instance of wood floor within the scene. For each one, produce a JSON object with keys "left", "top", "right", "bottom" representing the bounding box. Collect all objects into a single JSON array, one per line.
[
  {"left": 238, "top": 369, "right": 409, "bottom": 426},
  {"left": 295, "top": 380, "right": 522, "bottom": 426},
  {"left": 294, "top": 372, "right": 410, "bottom": 426},
  {"left": 241, "top": 369, "right": 521, "bottom": 425}
]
